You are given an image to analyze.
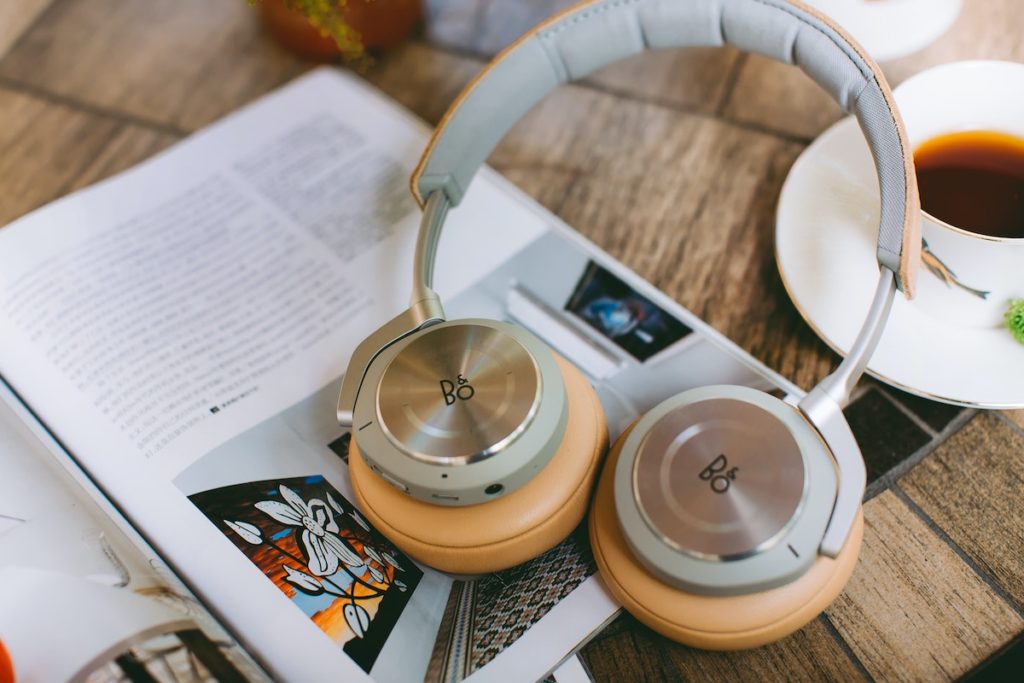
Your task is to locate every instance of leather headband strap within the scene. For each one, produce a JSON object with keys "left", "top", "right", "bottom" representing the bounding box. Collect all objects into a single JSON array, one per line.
[{"left": 410, "top": 0, "right": 921, "bottom": 295}]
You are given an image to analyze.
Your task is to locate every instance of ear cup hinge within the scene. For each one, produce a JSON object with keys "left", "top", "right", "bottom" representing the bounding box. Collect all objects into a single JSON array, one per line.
[
  {"left": 798, "top": 387, "right": 867, "bottom": 558},
  {"left": 337, "top": 295, "right": 445, "bottom": 428},
  {"left": 798, "top": 268, "right": 892, "bottom": 557}
]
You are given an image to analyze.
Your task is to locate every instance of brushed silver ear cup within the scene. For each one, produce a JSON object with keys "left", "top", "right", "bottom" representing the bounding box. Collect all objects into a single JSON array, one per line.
[
  {"left": 351, "top": 319, "right": 569, "bottom": 505},
  {"left": 377, "top": 323, "right": 543, "bottom": 465},
  {"left": 590, "top": 423, "right": 863, "bottom": 650},
  {"left": 611, "top": 386, "right": 840, "bottom": 596},
  {"left": 350, "top": 352, "right": 609, "bottom": 574}
]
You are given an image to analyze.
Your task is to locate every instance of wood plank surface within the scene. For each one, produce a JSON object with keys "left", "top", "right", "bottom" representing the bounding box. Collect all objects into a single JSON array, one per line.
[
  {"left": 363, "top": 42, "right": 482, "bottom": 126},
  {"left": 68, "top": 126, "right": 177, "bottom": 192},
  {"left": 580, "top": 614, "right": 865, "bottom": 682},
  {"left": 826, "top": 491, "right": 1023, "bottom": 682},
  {"left": 0, "top": 87, "right": 118, "bottom": 224},
  {"left": 586, "top": 47, "right": 743, "bottom": 115},
  {"left": 0, "top": 0, "right": 309, "bottom": 132},
  {"left": 900, "top": 413, "right": 1024, "bottom": 606},
  {"left": 0, "top": 0, "right": 53, "bottom": 60},
  {"left": 721, "top": 56, "right": 842, "bottom": 142}
]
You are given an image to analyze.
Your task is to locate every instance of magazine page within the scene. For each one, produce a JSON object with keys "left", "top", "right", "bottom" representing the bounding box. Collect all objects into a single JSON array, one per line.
[
  {"left": 0, "top": 69, "right": 543, "bottom": 481},
  {"left": 0, "top": 380, "right": 269, "bottom": 682},
  {"left": 0, "top": 67, "right": 800, "bottom": 681},
  {"left": 0, "top": 68, "right": 541, "bottom": 682}
]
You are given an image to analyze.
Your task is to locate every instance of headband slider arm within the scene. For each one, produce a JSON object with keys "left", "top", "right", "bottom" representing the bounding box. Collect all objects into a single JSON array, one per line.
[
  {"left": 337, "top": 295, "right": 445, "bottom": 428},
  {"left": 798, "top": 267, "right": 894, "bottom": 557}
]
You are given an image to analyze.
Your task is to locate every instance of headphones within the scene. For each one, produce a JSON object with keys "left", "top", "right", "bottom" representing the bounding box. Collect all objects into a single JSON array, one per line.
[{"left": 338, "top": 0, "right": 921, "bottom": 650}]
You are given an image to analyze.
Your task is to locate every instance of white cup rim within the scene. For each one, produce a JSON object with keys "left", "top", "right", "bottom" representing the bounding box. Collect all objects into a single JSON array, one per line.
[{"left": 893, "top": 60, "right": 1024, "bottom": 244}]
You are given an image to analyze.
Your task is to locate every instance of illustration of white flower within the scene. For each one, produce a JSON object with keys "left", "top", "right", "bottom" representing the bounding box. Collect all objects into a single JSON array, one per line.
[
  {"left": 349, "top": 510, "right": 370, "bottom": 532},
  {"left": 283, "top": 565, "right": 325, "bottom": 596},
  {"left": 344, "top": 603, "right": 371, "bottom": 638},
  {"left": 255, "top": 485, "right": 363, "bottom": 576},
  {"left": 224, "top": 520, "right": 263, "bottom": 545},
  {"left": 363, "top": 545, "right": 382, "bottom": 565},
  {"left": 208, "top": 477, "right": 428, "bottom": 645},
  {"left": 326, "top": 491, "right": 345, "bottom": 515}
]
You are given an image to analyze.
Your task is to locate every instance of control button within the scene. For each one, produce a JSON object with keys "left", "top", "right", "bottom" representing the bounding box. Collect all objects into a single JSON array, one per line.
[
  {"left": 376, "top": 468, "right": 409, "bottom": 493},
  {"left": 632, "top": 397, "right": 806, "bottom": 560}
]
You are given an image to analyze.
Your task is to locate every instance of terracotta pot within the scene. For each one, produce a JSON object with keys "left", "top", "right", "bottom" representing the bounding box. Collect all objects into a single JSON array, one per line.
[
  {"left": 0, "top": 640, "right": 13, "bottom": 683},
  {"left": 259, "top": 0, "right": 422, "bottom": 61}
]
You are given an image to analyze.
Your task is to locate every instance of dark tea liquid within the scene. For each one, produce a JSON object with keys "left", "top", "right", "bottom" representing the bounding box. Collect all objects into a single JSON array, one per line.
[{"left": 914, "top": 130, "right": 1024, "bottom": 239}]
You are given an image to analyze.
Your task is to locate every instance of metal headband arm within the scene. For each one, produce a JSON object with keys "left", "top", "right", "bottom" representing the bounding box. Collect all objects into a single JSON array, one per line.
[
  {"left": 799, "top": 267, "right": 895, "bottom": 557},
  {"left": 338, "top": 194, "right": 451, "bottom": 428},
  {"left": 813, "top": 267, "right": 896, "bottom": 408},
  {"left": 411, "top": 191, "right": 450, "bottom": 306}
]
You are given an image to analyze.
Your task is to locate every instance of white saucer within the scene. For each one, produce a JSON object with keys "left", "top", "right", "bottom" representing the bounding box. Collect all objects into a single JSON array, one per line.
[
  {"left": 804, "top": 0, "right": 962, "bottom": 62},
  {"left": 775, "top": 116, "right": 1024, "bottom": 409}
]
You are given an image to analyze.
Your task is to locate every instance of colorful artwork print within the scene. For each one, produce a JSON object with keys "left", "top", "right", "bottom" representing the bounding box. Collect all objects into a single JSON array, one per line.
[
  {"left": 189, "top": 475, "right": 422, "bottom": 672},
  {"left": 566, "top": 261, "right": 691, "bottom": 362}
]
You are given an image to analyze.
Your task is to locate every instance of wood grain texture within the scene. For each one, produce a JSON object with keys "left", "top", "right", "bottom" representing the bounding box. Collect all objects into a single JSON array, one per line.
[
  {"left": 900, "top": 412, "right": 1024, "bottom": 606},
  {"left": 586, "top": 48, "right": 743, "bottom": 115},
  {"left": 0, "top": 0, "right": 309, "bottom": 132},
  {"left": 826, "top": 491, "right": 1023, "bottom": 682},
  {"left": 580, "top": 613, "right": 865, "bottom": 682},
  {"left": 721, "top": 56, "right": 843, "bottom": 141},
  {"left": 0, "top": 0, "right": 53, "bottom": 60},
  {"left": 0, "top": 87, "right": 119, "bottom": 224},
  {"left": 68, "top": 126, "right": 177, "bottom": 192},
  {"left": 361, "top": 42, "right": 483, "bottom": 126}
]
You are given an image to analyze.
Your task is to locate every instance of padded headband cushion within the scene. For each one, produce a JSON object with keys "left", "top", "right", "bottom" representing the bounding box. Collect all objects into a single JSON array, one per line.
[
  {"left": 590, "top": 425, "right": 864, "bottom": 649},
  {"left": 412, "top": 0, "right": 920, "bottom": 295},
  {"left": 349, "top": 353, "right": 609, "bottom": 574}
]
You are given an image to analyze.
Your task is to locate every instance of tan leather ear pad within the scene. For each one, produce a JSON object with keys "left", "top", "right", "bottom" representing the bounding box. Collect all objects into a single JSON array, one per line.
[
  {"left": 590, "top": 426, "right": 864, "bottom": 650},
  {"left": 350, "top": 354, "right": 608, "bottom": 574}
]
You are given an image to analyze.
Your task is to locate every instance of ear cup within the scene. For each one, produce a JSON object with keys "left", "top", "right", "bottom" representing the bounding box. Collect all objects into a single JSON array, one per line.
[
  {"left": 350, "top": 353, "right": 608, "bottom": 574},
  {"left": 590, "top": 426, "right": 863, "bottom": 650}
]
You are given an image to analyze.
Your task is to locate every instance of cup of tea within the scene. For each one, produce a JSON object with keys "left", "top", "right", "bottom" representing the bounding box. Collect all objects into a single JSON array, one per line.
[{"left": 892, "top": 61, "right": 1024, "bottom": 329}]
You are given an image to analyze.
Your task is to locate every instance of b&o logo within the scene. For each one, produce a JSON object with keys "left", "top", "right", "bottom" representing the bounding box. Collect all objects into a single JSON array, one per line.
[
  {"left": 698, "top": 454, "right": 739, "bottom": 494},
  {"left": 440, "top": 374, "right": 475, "bottom": 406}
]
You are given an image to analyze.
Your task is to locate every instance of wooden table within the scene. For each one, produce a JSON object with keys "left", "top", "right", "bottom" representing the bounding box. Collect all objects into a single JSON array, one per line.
[{"left": 2, "top": 1, "right": 1023, "bottom": 680}]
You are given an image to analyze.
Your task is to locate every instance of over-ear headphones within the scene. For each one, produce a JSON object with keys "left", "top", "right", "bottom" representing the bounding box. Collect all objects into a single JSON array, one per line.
[{"left": 338, "top": 0, "right": 921, "bottom": 648}]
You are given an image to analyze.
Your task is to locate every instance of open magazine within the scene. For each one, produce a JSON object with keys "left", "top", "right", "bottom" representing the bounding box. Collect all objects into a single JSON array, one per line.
[{"left": 0, "top": 67, "right": 801, "bottom": 682}]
